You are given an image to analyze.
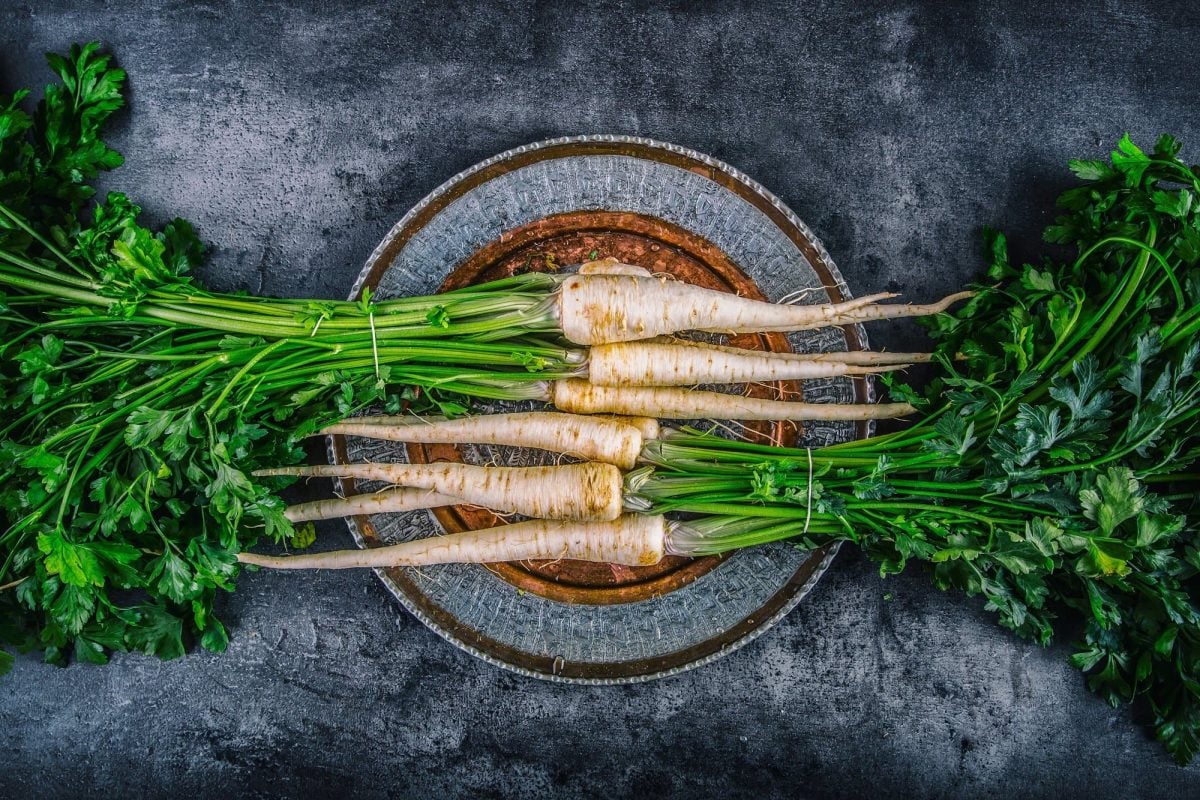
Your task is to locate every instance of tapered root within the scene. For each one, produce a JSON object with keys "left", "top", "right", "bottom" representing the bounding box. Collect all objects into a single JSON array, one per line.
[
  {"left": 254, "top": 461, "right": 624, "bottom": 521},
  {"left": 556, "top": 271, "right": 974, "bottom": 344},
  {"left": 587, "top": 340, "right": 917, "bottom": 387},
  {"left": 837, "top": 292, "right": 900, "bottom": 310},
  {"left": 552, "top": 379, "right": 916, "bottom": 421},
  {"left": 320, "top": 411, "right": 644, "bottom": 468},
  {"left": 238, "top": 514, "right": 668, "bottom": 569},
  {"left": 824, "top": 291, "right": 975, "bottom": 326},
  {"left": 285, "top": 487, "right": 461, "bottom": 522},
  {"left": 803, "top": 350, "right": 935, "bottom": 365}
]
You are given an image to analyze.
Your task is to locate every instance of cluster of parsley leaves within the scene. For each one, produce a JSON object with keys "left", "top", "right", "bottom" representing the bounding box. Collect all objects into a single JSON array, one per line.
[
  {"left": 0, "top": 45, "right": 565, "bottom": 675},
  {"left": 637, "top": 134, "right": 1200, "bottom": 763},
  {"left": 0, "top": 45, "right": 315, "bottom": 670},
  {"left": 911, "top": 135, "right": 1200, "bottom": 763}
]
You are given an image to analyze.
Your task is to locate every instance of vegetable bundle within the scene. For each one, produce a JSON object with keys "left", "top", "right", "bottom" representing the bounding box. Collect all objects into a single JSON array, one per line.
[
  {"left": 0, "top": 45, "right": 940, "bottom": 670},
  {"left": 3, "top": 43, "right": 1199, "bottom": 766},
  {"left": 0, "top": 46, "right": 594, "bottom": 668}
]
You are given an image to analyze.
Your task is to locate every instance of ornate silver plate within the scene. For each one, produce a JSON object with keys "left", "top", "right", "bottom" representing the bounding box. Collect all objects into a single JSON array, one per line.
[{"left": 331, "top": 136, "right": 871, "bottom": 682}]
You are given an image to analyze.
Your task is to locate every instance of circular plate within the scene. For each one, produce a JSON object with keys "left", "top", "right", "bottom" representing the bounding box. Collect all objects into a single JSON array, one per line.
[
  {"left": 331, "top": 135, "right": 871, "bottom": 683},
  {"left": 414, "top": 209, "right": 800, "bottom": 606}
]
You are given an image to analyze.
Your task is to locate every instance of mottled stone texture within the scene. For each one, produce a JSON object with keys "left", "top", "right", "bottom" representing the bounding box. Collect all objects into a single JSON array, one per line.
[{"left": 1, "top": 1, "right": 1198, "bottom": 797}]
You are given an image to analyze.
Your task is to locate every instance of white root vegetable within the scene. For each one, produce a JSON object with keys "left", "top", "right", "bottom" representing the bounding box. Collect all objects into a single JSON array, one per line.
[
  {"left": 556, "top": 271, "right": 973, "bottom": 344},
  {"left": 238, "top": 514, "right": 668, "bottom": 569},
  {"left": 284, "top": 487, "right": 461, "bottom": 523},
  {"left": 552, "top": 379, "right": 915, "bottom": 421},
  {"left": 577, "top": 257, "right": 654, "bottom": 277},
  {"left": 801, "top": 350, "right": 936, "bottom": 365},
  {"left": 587, "top": 340, "right": 918, "bottom": 387},
  {"left": 320, "top": 411, "right": 644, "bottom": 469},
  {"left": 254, "top": 461, "right": 624, "bottom": 522},
  {"left": 594, "top": 414, "right": 661, "bottom": 441}
]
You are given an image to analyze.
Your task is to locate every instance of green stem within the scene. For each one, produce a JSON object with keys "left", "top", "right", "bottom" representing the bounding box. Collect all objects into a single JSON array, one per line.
[
  {"left": 206, "top": 340, "right": 287, "bottom": 417},
  {"left": 0, "top": 249, "right": 98, "bottom": 291},
  {"left": 0, "top": 201, "right": 94, "bottom": 280},
  {"left": 0, "top": 269, "right": 114, "bottom": 307},
  {"left": 1057, "top": 226, "right": 1157, "bottom": 379},
  {"left": 56, "top": 426, "right": 100, "bottom": 527}
]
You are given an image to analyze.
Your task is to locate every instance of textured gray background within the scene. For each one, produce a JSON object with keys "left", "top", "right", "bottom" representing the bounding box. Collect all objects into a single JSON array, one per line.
[{"left": 2, "top": 1, "right": 1199, "bottom": 797}]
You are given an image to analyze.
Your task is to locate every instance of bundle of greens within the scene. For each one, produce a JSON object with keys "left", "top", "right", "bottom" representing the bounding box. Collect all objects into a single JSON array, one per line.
[
  {"left": 1, "top": 44, "right": 934, "bottom": 676},
  {"left": 0, "top": 45, "right": 581, "bottom": 670},
  {"left": 625, "top": 134, "right": 1200, "bottom": 763}
]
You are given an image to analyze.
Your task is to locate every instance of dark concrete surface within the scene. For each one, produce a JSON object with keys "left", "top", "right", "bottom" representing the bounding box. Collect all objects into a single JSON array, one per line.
[{"left": 2, "top": 1, "right": 1199, "bottom": 797}]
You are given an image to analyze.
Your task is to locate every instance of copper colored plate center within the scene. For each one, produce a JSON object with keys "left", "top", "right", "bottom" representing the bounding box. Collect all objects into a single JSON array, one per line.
[{"left": 391, "top": 209, "right": 802, "bottom": 605}]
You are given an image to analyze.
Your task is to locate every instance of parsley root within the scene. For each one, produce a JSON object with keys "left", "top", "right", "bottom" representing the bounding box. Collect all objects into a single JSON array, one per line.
[
  {"left": 556, "top": 270, "right": 973, "bottom": 344},
  {"left": 283, "top": 487, "right": 460, "bottom": 522},
  {"left": 254, "top": 462, "right": 624, "bottom": 522},
  {"left": 320, "top": 411, "right": 647, "bottom": 469},
  {"left": 552, "top": 379, "right": 916, "bottom": 420},
  {"left": 238, "top": 514, "right": 667, "bottom": 569},
  {"left": 587, "top": 340, "right": 916, "bottom": 386}
]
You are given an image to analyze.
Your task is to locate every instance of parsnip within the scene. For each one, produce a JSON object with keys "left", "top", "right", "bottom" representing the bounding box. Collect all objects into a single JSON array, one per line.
[
  {"left": 801, "top": 350, "right": 935, "bottom": 365},
  {"left": 587, "top": 340, "right": 917, "bottom": 386},
  {"left": 556, "top": 271, "right": 972, "bottom": 344},
  {"left": 320, "top": 411, "right": 644, "bottom": 469},
  {"left": 254, "top": 461, "right": 623, "bottom": 522},
  {"left": 239, "top": 514, "right": 668, "bottom": 569},
  {"left": 284, "top": 487, "right": 461, "bottom": 522},
  {"left": 552, "top": 379, "right": 915, "bottom": 420}
]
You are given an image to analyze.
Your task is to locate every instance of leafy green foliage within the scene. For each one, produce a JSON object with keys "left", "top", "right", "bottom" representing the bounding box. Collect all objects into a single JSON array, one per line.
[
  {"left": 0, "top": 46, "right": 577, "bottom": 678},
  {"left": 638, "top": 134, "right": 1200, "bottom": 764}
]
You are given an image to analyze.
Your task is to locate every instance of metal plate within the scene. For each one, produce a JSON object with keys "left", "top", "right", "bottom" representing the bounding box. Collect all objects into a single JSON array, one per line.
[
  {"left": 410, "top": 209, "right": 802, "bottom": 606},
  {"left": 331, "top": 135, "right": 871, "bottom": 683}
]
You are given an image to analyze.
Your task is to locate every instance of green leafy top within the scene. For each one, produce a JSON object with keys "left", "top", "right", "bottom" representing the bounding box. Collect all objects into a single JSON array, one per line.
[
  {"left": 0, "top": 45, "right": 578, "bottom": 679},
  {"left": 636, "top": 133, "right": 1200, "bottom": 764}
]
